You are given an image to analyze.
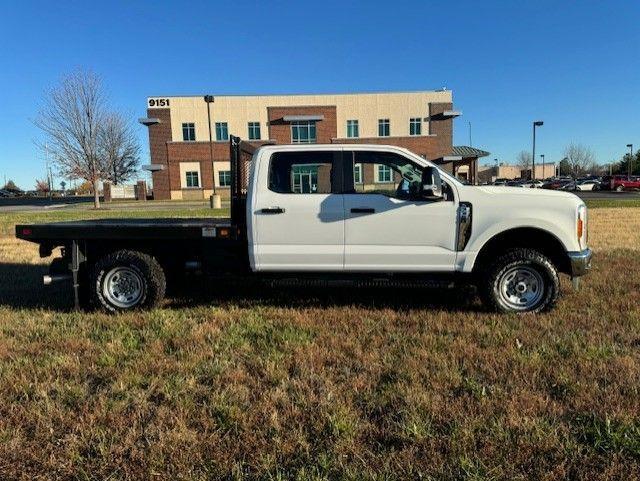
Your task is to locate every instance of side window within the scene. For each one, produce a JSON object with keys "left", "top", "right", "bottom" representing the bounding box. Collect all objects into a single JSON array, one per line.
[
  {"left": 268, "top": 151, "right": 335, "bottom": 194},
  {"left": 345, "top": 151, "right": 423, "bottom": 200}
]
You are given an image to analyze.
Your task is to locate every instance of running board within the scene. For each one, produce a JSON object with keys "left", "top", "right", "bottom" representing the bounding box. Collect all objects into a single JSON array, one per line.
[{"left": 265, "top": 277, "right": 456, "bottom": 289}]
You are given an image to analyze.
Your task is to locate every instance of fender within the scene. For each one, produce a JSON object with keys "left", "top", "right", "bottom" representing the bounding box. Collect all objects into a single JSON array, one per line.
[{"left": 459, "top": 218, "right": 574, "bottom": 273}]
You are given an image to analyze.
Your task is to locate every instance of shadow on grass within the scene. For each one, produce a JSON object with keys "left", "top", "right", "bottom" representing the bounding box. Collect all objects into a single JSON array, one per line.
[
  {"left": 0, "top": 263, "right": 479, "bottom": 313},
  {"left": 165, "top": 276, "right": 480, "bottom": 313},
  {"left": 0, "top": 262, "right": 72, "bottom": 310}
]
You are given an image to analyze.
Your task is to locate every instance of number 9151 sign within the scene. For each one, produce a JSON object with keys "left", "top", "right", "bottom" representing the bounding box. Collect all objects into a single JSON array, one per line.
[{"left": 148, "top": 98, "right": 170, "bottom": 108}]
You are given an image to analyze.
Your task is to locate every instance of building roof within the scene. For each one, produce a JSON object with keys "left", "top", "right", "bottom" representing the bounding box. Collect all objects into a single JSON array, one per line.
[
  {"left": 452, "top": 146, "right": 490, "bottom": 158},
  {"left": 147, "top": 88, "right": 452, "bottom": 99}
]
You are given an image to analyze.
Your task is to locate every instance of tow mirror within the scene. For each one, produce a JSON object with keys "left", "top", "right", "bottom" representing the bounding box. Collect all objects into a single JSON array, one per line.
[{"left": 421, "top": 166, "right": 444, "bottom": 200}]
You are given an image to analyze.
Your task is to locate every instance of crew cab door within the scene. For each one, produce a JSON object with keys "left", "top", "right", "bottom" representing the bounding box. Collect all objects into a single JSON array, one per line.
[
  {"left": 342, "top": 150, "right": 458, "bottom": 271},
  {"left": 253, "top": 149, "right": 344, "bottom": 271}
]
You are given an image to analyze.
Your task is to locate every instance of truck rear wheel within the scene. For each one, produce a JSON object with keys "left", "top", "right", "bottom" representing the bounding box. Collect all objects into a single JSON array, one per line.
[
  {"left": 479, "top": 248, "right": 559, "bottom": 313},
  {"left": 91, "top": 250, "right": 166, "bottom": 312}
]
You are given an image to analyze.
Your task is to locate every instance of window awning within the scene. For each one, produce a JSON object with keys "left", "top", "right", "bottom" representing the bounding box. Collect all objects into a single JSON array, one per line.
[
  {"left": 142, "top": 164, "right": 166, "bottom": 171},
  {"left": 138, "top": 117, "right": 161, "bottom": 126},
  {"left": 429, "top": 111, "right": 461, "bottom": 120},
  {"left": 282, "top": 114, "right": 325, "bottom": 122}
]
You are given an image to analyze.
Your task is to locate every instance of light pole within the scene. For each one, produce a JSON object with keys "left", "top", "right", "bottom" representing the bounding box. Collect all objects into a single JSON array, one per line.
[
  {"left": 204, "top": 95, "right": 221, "bottom": 208},
  {"left": 532, "top": 121, "right": 544, "bottom": 180},
  {"left": 627, "top": 144, "right": 633, "bottom": 177},
  {"left": 540, "top": 154, "right": 545, "bottom": 179}
]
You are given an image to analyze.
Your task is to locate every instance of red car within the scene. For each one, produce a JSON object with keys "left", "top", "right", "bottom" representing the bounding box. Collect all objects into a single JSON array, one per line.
[{"left": 611, "top": 175, "right": 640, "bottom": 192}]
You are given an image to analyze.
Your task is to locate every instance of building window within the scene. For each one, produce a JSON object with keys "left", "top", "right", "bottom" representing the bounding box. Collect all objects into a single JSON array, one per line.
[
  {"left": 291, "top": 121, "right": 317, "bottom": 144},
  {"left": 376, "top": 164, "right": 392, "bottom": 183},
  {"left": 378, "top": 119, "right": 390, "bottom": 137},
  {"left": 215, "top": 122, "right": 229, "bottom": 141},
  {"left": 182, "top": 123, "right": 196, "bottom": 141},
  {"left": 410, "top": 118, "right": 422, "bottom": 136},
  {"left": 248, "top": 122, "right": 261, "bottom": 140},
  {"left": 353, "top": 163, "right": 362, "bottom": 184},
  {"left": 347, "top": 120, "right": 359, "bottom": 138},
  {"left": 185, "top": 171, "right": 200, "bottom": 188},
  {"left": 218, "top": 170, "right": 231, "bottom": 187}
]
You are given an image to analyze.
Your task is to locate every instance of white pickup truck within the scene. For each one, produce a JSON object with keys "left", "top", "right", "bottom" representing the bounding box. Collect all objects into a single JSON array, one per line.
[{"left": 16, "top": 137, "right": 592, "bottom": 313}]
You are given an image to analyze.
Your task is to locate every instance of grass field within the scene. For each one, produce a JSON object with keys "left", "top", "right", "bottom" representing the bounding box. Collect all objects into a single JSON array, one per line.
[{"left": 0, "top": 205, "right": 639, "bottom": 480}]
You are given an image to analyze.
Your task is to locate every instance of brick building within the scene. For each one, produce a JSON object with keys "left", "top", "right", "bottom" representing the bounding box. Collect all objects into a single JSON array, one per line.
[{"left": 140, "top": 90, "right": 488, "bottom": 200}]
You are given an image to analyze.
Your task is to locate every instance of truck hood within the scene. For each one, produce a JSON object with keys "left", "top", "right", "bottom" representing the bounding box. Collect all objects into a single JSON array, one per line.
[{"left": 473, "top": 186, "right": 579, "bottom": 201}]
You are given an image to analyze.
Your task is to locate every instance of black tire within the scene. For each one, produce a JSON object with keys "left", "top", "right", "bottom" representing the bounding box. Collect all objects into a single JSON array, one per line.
[
  {"left": 91, "top": 250, "right": 166, "bottom": 312},
  {"left": 478, "top": 248, "right": 559, "bottom": 313}
]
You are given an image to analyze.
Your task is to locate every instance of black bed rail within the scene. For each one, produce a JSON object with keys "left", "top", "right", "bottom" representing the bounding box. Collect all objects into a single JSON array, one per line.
[
  {"left": 229, "top": 136, "right": 276, "bottom": 230},
  {"left": 230, "top": 135, "right": 243, "bottom": 227}
]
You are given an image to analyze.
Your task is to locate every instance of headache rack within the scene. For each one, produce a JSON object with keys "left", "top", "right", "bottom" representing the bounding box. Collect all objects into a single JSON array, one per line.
[{"left": 229, "top": 135, "right": 275, "bottom": 230}]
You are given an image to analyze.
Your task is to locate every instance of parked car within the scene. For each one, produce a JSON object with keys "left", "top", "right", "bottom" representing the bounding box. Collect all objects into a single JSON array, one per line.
[
  {"left": 506, "top": 180, "right": 525, "bottom": 187},
  {"left": 15, "top": 138, "right": 592, "bottom": 314},
  {"left": 542, "top": 179, "right": 572, "bottom": 190},
  {"left": 575, "top": 180, "right": 600, "bottom": 191},
  {"left": 0, "top": 189, "right": 16, "bottom": 198},
  {"left": 610, "top": 175, "right": 640, "bottom": 192},
  {"left": 599, "top": 176, "right": 612, "bottom": 190},
  {"left": 522, "top": 180, "right": 545, "bottom": 189}
]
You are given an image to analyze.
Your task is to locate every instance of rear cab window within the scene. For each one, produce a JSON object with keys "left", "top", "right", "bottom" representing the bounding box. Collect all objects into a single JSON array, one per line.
[{"left": 268, "top": 151, "right": 338, "bottom": 194}]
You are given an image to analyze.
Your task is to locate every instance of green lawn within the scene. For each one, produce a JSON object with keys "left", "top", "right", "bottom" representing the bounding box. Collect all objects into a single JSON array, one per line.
[{"left": 584, "top": 198, "right": 640, "bottom": 209}]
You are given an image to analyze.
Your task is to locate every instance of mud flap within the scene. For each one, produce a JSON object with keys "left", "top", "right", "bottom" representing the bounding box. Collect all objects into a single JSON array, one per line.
[{"left": 571, "top": 276, "right": 581, "bottom": 291}]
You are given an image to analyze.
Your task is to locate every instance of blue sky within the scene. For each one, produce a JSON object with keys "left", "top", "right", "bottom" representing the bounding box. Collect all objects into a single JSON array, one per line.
[{"left": 1, "top": 0, "right": 639, "bottom": 189}]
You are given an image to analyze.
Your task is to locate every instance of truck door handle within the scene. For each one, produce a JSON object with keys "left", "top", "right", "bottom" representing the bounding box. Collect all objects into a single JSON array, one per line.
[
  {"left": 260, "top": 207, "right": 285, "bottom": 214},
  {"left": 351, "top": 207, "right": 375, "bottom": 214}
]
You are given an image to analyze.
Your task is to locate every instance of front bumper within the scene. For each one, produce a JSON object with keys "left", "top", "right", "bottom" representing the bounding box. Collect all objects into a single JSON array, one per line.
[{"left": 567, "top": 248, "right": 592, "bottom": 277}]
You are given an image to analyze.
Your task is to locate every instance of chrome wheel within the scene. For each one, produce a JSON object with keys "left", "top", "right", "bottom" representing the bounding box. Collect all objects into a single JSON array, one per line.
[
  {"left": 498, "top": 266, "right": 544, "bottom": 311},
  {"left": 103, "top": 266, "right": 144, "bottom": 309}
]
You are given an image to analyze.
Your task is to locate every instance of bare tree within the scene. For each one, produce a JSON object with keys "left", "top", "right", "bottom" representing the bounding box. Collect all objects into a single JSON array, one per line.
[
  {"left": 35, "top": 70, "right": 107, "bottom": 208},
  {"left": 99, "top": 112, "right": 140, "bottom": 185},
  {"left": 516, "top": 151, "right": 532, "bottom": 175},
  {"left": 564, "top": 143, "right": 595, "bottom": 177}
]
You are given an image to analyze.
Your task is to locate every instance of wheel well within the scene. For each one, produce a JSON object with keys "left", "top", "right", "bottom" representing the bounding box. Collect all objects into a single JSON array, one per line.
[{"left": 473, "top": 228, "right": 570, "bottom": 274}]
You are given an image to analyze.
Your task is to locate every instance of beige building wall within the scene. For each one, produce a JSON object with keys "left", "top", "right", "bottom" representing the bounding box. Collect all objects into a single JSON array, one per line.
[
  {"left": 147, "top": 90, "right": 453, "bottom": 142},
  {"left": 478, "top": 163, "right": 557, "bottom": 182}
]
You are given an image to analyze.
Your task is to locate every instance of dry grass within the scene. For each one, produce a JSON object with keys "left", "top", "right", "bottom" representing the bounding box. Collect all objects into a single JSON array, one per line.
[
  {"left": 0, "top": 208, "right": 638, "bottom": 480},
  {"left": 587, "top": 207, "right": 640, "bottom": 251}
]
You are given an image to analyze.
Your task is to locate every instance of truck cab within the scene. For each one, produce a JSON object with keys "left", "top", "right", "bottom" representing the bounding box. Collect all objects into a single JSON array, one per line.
[{"left": 16, "top": 138, "right": 592, "bottom": 313}]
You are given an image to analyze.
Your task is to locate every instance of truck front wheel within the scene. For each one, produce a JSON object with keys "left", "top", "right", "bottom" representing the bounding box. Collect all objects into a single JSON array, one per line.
[
  {"left": 91, "top": 250, "right": 166, "bottom": 312},
  {"left": 479, "top": 248, "right": 559, "bottom": 313}
]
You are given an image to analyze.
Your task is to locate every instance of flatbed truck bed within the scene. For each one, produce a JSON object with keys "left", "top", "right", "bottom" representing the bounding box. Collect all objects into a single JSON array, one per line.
[{"left": 16, "top": 218, "right": 236, "bottom": 243}]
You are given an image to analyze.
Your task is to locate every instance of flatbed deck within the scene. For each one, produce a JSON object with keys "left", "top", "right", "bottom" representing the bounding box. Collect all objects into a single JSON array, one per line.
[{"left": 16, "top": 217, "right": 234, "bottom": 242}]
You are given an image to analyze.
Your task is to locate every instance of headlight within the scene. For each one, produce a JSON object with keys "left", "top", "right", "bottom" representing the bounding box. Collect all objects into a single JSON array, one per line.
[{"left": 577, "top": 204, "right": 587, "bottom": 249}]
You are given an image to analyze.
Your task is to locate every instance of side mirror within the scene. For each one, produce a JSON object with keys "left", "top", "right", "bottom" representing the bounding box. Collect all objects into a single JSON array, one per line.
[{"left": 421, "top": 166, "right": 444, "bottom": 200}]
